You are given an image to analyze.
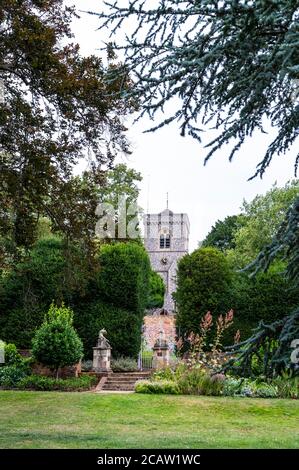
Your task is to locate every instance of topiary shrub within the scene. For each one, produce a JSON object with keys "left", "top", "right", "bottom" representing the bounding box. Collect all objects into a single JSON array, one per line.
[
  {"left": 0, "top": 237, "right": 90, "bottom": 348},
  {"left": 97, "top": 241, "right": 151, "bottom": 314},
  {"left": 175, "top": 247, "right": 233, "bottom": 339},
  {"left": 32, "top": 303, "right": 83, "bottom": 378},
  {"left": 74, "top": 300, "right": 143, "bottom": 359}
]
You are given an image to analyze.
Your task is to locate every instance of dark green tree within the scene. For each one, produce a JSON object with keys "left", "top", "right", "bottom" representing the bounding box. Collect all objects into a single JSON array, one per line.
[
  {"left": 75, "top": 241, "right": 152, "bottom": 358},
  {"left": 147, "top": 271, "right": 165, "bottom": 309},
  {"left": 74, "top": 300, "right": 142, "bottom": 359},
  {"left": 0, "top": 237, "right": 92, "bottom": 347},
  {"left": 32, "top": 303, "right": 83, "bottom": 379},
  {"left": 0, "top": 0, "right": 134, "bottom": 257},
  {"left": 95, "top": 0, "right": 299, "bottom": 177},
  {"left": 226, "top": 196, "right": 299, "bottom": 377},
  {"left": 201, "top": 215, "right": 245, "bottom": 251},
  {"left": 227, "top": 269, "right": 299, "bottom": 345},
  {"left": 175, "top": 247, "right": 232, "bottom": 337},
  {"left": 97, "top": 241, "right": 151, "bottom": 315}
]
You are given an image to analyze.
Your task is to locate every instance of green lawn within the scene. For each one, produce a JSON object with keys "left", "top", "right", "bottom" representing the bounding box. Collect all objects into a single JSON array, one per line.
[{"left": 0, "top": 391, "right": 298, "bottom": 448}]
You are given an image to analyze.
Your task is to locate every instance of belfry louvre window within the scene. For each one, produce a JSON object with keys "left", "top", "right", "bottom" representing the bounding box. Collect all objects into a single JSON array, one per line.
[{"left": 160, "top": 234, "right": 171, "bottom": 249}]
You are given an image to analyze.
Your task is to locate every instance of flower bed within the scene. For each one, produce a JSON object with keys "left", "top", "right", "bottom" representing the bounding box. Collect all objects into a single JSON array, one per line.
[{"left": 135, "top": 364, "right": 298, "bottom": 399}]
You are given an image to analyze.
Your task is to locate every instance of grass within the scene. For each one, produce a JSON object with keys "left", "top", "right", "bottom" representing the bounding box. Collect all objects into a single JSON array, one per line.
[{"left": 0, "top": 391, "right": 298, "bottom": 448}]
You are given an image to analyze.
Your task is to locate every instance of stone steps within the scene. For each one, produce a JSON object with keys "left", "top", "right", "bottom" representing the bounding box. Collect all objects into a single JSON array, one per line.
[{"left": 99, "top": 372, "right": 151, "bottom": 392}]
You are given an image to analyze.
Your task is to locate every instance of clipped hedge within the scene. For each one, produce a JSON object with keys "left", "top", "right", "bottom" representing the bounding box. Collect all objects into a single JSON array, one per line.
[
  {"left": 74, "top": 300, "right": 143, "bottom": 359},
  {"left": 0, "top": 240, "right": 151, "bottom": 358},
  {"left": 175, "top": 247, "right": 232, "bottom": 337},
  {"left": 0, "top": 237, "right": 89, "bottom": 348},
  {"left": 224, "top": 270, "right": 299, "bottom": 344},
  {"left": 97, "top": 242, "right": 151, "bottom": 314},
  {"left": 17, "top": 375, "right": 97, "bottom": 391}
]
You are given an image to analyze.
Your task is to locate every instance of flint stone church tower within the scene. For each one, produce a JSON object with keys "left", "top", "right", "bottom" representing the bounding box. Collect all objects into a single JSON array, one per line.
[{"left": 144, "top": 208, "right": 190, "bottom": 315}]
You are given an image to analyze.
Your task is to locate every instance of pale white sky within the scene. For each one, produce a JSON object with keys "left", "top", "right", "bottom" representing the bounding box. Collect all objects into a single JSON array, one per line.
[{"left": 68, "top": 1, "right": 298, "bottom": 250}]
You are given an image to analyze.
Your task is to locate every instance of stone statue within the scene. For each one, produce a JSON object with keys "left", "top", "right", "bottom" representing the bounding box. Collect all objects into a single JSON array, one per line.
[{"left": 97, "top": 329, "right": 111, "bottom": 349}]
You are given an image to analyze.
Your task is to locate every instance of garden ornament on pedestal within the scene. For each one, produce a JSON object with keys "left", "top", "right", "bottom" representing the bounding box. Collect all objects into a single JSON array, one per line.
[
  {"left": 93, "top": 329, "right": 112, "bottom": 373},
  {"left": 153, "top": 330, "right": 170, "bottom": 369}
]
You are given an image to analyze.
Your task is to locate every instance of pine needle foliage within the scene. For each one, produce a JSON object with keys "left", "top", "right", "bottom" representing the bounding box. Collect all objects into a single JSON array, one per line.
[{"left": 94, "top": 0, "right": 299, "bottom": 177}]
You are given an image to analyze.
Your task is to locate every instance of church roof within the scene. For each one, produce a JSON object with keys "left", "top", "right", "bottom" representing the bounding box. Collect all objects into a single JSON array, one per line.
[{"left": 159, "top": 208, "right": 173, "bottom": 216}]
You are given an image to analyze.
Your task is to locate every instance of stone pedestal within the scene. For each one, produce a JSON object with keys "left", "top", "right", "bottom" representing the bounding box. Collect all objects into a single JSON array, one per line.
[
  {"left": 153, "top": 338, "right": 170, "bottom": 369},
  {"left": 93, "top": 346, "right": 111, "bottom": 373}
]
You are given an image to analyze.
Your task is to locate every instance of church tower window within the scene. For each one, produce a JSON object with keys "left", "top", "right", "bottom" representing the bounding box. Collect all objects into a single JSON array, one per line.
[{"left": 160, "top": 234, "right": 171, "bottom": 249}]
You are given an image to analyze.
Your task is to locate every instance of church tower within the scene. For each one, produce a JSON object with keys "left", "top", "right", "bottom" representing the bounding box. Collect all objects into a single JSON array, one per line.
[{"left": 144, "top": 208, "right": 190, "bottom": 314}]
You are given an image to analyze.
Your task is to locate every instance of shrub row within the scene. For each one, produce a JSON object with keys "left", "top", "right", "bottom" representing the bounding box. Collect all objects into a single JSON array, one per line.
[
  {"left": 111, "top": 356, "right": 138, "bottom": 372},
  {"left": 135, "top": 380, "right": 179, "bottom": 395},
  {"left": 0, "top": 239, "right": 152, "bottom": 358},
  {"left": 17, "top": 375, "right": 97, "bottom": 391},
  {"left": 135, "top": 366, "right": 299, "bottom": 399},
  {"left": 175, "top": 248, "right": 299, "bottom": 345}
]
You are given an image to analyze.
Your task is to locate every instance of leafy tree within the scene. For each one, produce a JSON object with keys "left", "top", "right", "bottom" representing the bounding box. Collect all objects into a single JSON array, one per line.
[
  {"left": 32, "top": 303, "right": 83, "bottom": 379},
  {"left": 95, "top": 0, "right": 299, "bottom": 177},
  {"left": 226, "top": 196, "right": 299, "bottom": 377},
  {"left": 201, "top": 215, "right": 245, "bottom": 251},
  {"left": 147, "top": 271, "right": 165, "bottom": 309},
  {"left": 175, "top": 247, "right": 232, "bottom": 338},
  {"left": 99, "top": 164, "right": 142, "bottom": 210},
  {"left": 97, "top": 164, "right": 142, "bottom": 241},
  {"left": 227, "top": 181, "right": 299, "bottom": 267},
  {"left": 0, "top": 0, "right": 134, "bottom": 254}
]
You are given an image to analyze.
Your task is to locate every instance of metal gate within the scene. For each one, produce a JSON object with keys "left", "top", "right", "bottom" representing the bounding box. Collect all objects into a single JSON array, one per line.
[{"left": 138, "top": 349, "right": 153, "bottom": 371}]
